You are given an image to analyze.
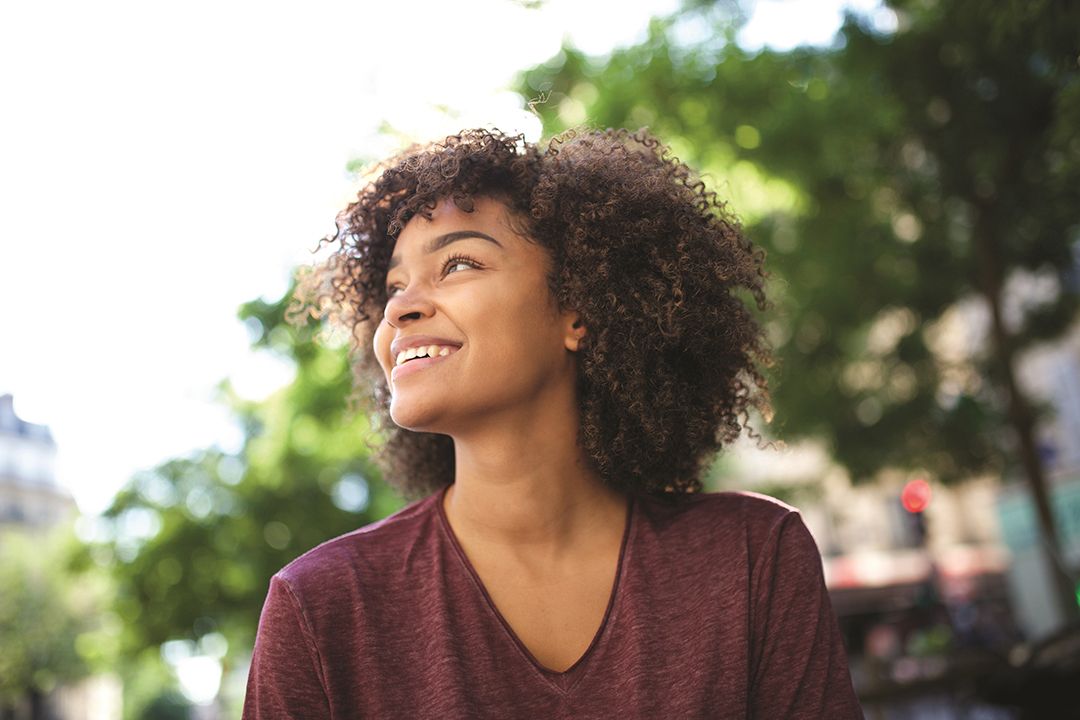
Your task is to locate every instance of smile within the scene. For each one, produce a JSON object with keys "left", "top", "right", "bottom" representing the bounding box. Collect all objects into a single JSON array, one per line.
[
  {"left": 390, "top": 345, "right": 460, "bottom": 382},
  {"left": 395, "top": 344, "right": 458, "bottom": 367}
]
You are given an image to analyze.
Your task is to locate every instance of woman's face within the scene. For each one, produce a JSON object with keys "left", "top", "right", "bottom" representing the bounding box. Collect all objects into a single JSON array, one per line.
[{"left": 372, "top": 196, "right": 581, "bottom": 433}]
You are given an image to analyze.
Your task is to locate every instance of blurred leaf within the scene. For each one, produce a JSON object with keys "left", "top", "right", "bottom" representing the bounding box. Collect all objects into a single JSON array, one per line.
[{"left": 0, "top": 529, "right": 99, "bottom": 708}]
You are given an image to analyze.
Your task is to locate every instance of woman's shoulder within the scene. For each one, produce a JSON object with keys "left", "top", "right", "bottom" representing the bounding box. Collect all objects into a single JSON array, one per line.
[
  {"left": 636, "top": 489, "right": 806, "bottom": 561},
  {"left": 640, "top": 488, "right": 797, "bottom": 531},
  {"left": 273, "top": 489, "right": 443, "bottom": 593}
]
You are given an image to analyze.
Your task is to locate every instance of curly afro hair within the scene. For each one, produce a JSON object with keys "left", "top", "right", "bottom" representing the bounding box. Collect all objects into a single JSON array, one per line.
[{"left": 294, "top": 127, "right": 774, "bottom": 502}]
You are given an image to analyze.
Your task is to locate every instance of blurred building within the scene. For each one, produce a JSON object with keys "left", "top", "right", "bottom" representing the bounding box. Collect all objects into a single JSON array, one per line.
[
  {"left": 999, "top": 317, "right": 1080, "bottom": 640},
  {"left": 1025, "top": 322, "right": 1080, "bottom": 475},
  {"left": 0, "top": 392, "right": 76, "bottom": 529}
]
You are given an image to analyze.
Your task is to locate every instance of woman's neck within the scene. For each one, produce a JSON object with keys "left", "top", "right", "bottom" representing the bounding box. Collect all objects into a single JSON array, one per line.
[{"left": 443, "top": 402, "right": 627, "bottom": 562}]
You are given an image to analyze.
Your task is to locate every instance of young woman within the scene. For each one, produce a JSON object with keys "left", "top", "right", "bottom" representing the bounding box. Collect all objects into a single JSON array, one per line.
[{"left": 242, "top": 128, "right": 862, "bottom": 718}]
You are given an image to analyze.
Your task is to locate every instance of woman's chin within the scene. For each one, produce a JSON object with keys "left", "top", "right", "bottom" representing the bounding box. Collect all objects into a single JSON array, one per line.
[{"left": 388, "top": 399, "right": 449, "bottom": 434}]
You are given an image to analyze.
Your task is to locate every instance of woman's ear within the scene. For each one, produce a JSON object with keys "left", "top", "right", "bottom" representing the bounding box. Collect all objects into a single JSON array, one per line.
[{"left": 563, "top": 314, "right": 587, "bottom": 352}]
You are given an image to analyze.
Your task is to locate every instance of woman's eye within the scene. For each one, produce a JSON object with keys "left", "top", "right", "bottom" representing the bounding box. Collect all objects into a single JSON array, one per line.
[
  {"left": 385, "top": 257, "right": 478, "bottom": 299},
  {"left": 443, "top": 255, "right": 480, "bottom": 276}
]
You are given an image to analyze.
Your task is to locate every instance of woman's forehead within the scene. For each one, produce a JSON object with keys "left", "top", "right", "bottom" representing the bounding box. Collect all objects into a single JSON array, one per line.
[
  {"left": 390, "top": 197, "right": 522, "bottom": 260},
  {"left": 414, "top": 195, "right": 509, "bottom": 226}
]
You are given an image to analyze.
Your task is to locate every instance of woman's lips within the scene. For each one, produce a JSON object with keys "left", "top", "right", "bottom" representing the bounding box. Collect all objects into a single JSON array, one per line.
[{"left": 390, "top": 348, "right": 458, "bottom": 382}]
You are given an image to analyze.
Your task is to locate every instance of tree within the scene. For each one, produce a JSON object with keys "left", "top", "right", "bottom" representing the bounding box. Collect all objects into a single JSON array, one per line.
[
  {"left": 519, "top": 0, "right": 1080, "bottom": 616},
  {"left": 0, "top": 530, "right": 98, "bottom": 720}
]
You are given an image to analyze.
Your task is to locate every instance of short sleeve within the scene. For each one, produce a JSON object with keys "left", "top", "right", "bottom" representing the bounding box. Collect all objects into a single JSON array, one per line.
[
  {"left": 242, "top": 574, "right": 332, "bottom": 720},
  {"left": 748, "top": 511, "right": 863, "bottom": 719}
]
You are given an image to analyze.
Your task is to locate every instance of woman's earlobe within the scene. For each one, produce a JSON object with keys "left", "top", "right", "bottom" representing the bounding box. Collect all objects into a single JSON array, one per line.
[{"left": 566, "top": 319, "right": 587, "bottom": 352}]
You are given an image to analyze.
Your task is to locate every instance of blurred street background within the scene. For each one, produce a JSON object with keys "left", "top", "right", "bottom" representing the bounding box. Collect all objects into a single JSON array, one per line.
[{"left": 2, "top": 0, "right": 1078, "bottom": 718}]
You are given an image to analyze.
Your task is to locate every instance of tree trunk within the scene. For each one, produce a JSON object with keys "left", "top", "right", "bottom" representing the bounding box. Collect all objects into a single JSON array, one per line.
[
  {"left": 28, "top": 688, "right": 45, "bottom": 720},
  {"left": 973, "top": 205, "right": 1078, "bottom": 624}
]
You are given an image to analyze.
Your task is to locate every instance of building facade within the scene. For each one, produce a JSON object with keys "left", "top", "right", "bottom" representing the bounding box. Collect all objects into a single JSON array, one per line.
[{"left": 0, "top": 393, "right": 76, "bottom": 530}]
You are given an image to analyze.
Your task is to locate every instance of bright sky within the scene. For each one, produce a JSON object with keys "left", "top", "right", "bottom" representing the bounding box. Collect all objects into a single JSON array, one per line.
[{"left": 0, "top": 0, "right": 887, "bottom": 515}]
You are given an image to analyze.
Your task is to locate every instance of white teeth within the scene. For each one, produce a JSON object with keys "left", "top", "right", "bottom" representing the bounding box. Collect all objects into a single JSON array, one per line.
[{"left": 395, "top": 344, "right": 458, "bottom": 367}]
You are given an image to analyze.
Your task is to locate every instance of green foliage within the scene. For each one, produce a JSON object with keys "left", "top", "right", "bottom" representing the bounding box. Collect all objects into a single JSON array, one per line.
[
  {"left": 0, "top": 529, "right": 99, "bottom": 708},
  {"left": 519, "top": 0, "right": 1080, "bottom": 485},
  {"left": 137, "top": 691, "right": 192, "bottom": 720},
  {"left": 115, "top": 647, "right": 192, "bottom": 720},
  {"left": 97, "top": 281, "right": 402, "bottom": 700}
]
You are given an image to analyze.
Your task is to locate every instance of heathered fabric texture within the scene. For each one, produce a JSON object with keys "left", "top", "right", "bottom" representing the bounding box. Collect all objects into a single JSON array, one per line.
[{"left": 243, "top": 486, "right": 863, "bottom": 719}]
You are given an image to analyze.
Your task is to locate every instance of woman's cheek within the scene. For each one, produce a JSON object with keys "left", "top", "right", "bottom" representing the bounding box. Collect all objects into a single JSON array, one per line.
[{"left": 373, "top": 319, "right": 393, "bottom": 376}]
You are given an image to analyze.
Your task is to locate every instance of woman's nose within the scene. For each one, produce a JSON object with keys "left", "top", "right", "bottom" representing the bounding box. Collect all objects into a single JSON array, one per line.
[{"left": 384, "top": 284, "right": 435, "bottom": 327}]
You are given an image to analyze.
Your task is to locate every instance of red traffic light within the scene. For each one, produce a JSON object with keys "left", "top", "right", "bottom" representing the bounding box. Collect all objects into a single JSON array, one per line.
[{"left": 901, "top": 478, "right": 932, "bottom": 513}]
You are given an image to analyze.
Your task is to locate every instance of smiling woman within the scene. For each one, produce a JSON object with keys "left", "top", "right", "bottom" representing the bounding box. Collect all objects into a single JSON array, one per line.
[{"left": 242, "top": 128, "right": 862, "bottom": 718}]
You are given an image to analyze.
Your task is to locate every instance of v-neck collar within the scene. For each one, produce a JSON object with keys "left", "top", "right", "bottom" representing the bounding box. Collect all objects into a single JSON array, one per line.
[{"left": 435, "top": 484, "right": 636, "bottom": 694}]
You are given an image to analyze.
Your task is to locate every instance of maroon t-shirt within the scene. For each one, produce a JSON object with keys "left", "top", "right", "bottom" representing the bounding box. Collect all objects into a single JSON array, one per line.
[{"left": 243, "top": 486, "right": 863, "bottom": 719}]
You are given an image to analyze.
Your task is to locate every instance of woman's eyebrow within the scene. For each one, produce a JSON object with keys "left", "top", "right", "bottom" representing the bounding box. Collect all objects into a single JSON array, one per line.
[{"left": 388, "top": 231, "right": 502, "bottom": 270}]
